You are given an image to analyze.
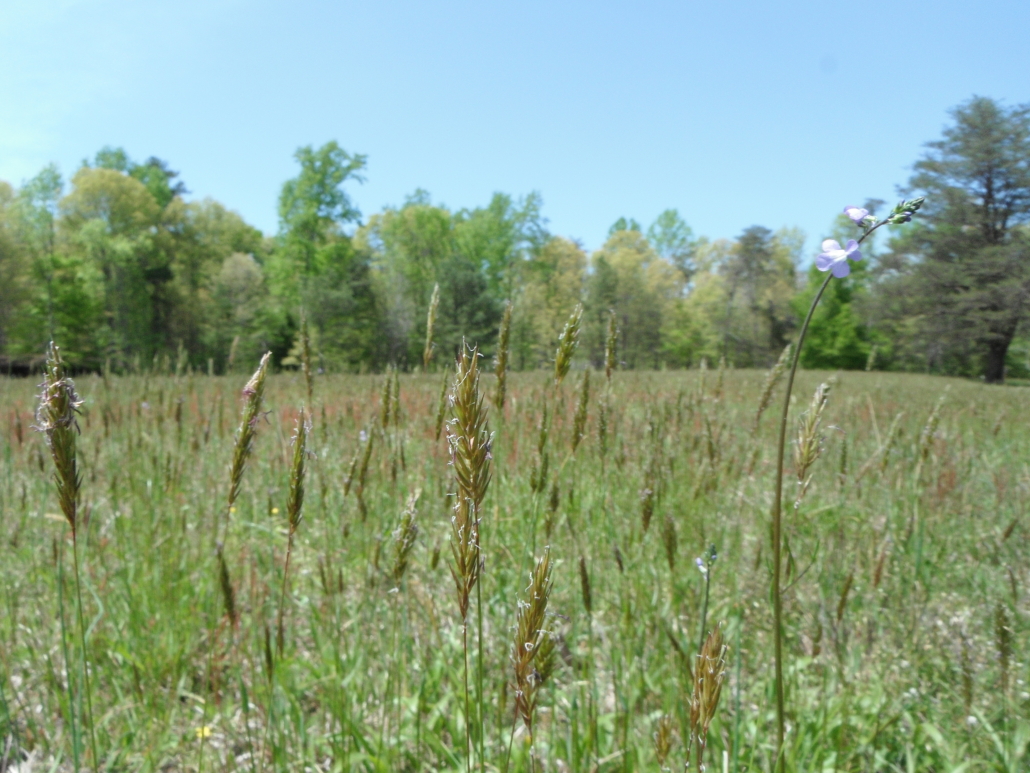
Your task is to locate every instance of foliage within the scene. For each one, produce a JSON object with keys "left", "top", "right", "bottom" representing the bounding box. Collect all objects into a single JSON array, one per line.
[
  {"left": 875, "top": 96, "right": 1030, "bottom": 382},
  {"left": 2, "top": 94, "right": 1030, "bottom": 382}
]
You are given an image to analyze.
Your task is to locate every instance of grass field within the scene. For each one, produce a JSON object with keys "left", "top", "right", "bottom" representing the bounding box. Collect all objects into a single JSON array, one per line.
[{"left": 1, "top": 364, "right": 1028, "bottom": 772}]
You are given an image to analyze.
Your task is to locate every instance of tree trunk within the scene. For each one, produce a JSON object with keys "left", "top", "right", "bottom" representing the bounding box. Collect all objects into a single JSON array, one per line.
[{"left": 984, "top": 337, "right": 1010, "bottom": 384}]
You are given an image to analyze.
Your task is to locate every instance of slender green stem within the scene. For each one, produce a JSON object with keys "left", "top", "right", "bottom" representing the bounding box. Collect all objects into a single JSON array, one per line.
[
  {"left": 276, "top": 530, "right": 295, "bottom": 658},
  {"left": 262, "top": 528, "right": 296, "bottom": 771},
  {"left": 57, "top": 541, "right": 80, "bottom": 772},
  {"left": 71, "top": 535, "right": 99, "bottom": 773},
  {"left": 771, "top": 270, "right": 832, "bottom": 768},
  {"left": 476, "top": 571, "right": 485, "bottom": 772},
  {"left": 503, "top": 708, "right": 518, "bottom": 773},
  {"left": 462, "top": 622, "right": 472, "bottom": 773}
]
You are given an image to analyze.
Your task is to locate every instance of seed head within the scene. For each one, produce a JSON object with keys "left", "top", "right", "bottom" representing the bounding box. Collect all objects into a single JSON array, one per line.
[
  {"left": 512, "top": 548, "right": 555, "bottom": 734},
  {"left": 228, "top": 352, "right": 271, "bottom": 511},
  {"left": 447, "top": 342, "right": 492, "bottom": 621},
  {"left": 793, "top": 379, "right": 833, "bottom": 497},
  {"left": 35, "top": 343, "right": 83, "bottom": 535},
  {"left": 754, "top": 343, "right": 792, "bottom": 433},
  {"left": 423, "top": 283, "right": 440, "bottom": 372},
  {"left": 604, "top": 310, "right": 618, "bottom": 383},
  {"left": 494, "top": 300, "right": 513, "bottom": 410},
  {"left": 554, "top": 304, "right": 583, "bottom": 387},
  {"left": 689, "top": 625, "right": 728, "bottom": 765},
  {"left": 391, "top": 488, "right": 421, "bottom": 586},
  {"left": 285, "top": 409, "right": 310, "bottom": 535}
]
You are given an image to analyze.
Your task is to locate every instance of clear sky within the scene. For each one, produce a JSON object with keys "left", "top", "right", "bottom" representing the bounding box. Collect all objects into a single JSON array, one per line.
[{"left": 3, "top": 0, "right": 1029, "bottom": 253}]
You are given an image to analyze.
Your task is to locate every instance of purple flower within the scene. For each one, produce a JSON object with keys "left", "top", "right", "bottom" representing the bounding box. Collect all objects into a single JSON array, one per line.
[
  {"left": 843, "top": 205, "right": 869, "bottom": 224},
  {"left": 816, "top": 239, "right": 862, "bottom": 278}
]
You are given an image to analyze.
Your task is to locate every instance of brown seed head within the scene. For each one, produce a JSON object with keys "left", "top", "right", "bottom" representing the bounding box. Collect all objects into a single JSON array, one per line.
[
  {"left": 512, "top": 548, "right": 554, "bottom": 733},
  {"left": 35, "top": 343, "right": 83, "bottom": 535},
  {"left": 690, "top": 624, "right": 728, "bottom": 753},
  {"left": 228, "top": 352, "right": 271, "bottom": 510},
  {"left": 447, "top": 342, "right": 491, "bottom": 621}
]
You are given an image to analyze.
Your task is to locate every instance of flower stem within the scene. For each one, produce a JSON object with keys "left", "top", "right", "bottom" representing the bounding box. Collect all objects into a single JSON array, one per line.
[
  {"left": 770, "top": 222, "right": 883, "bottom": 768},
  {"left": 772, "top": 270, "right": 832, "bottom": 766}
]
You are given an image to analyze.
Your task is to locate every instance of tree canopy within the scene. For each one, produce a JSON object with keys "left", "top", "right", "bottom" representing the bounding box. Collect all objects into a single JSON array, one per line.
[{"left": 3, "top": 97, "right": 1030, "bottom": 381}]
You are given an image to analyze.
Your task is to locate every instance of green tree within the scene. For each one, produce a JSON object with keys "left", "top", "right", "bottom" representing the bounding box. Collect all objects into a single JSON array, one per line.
[
  {"left": 453, "top": 192, "right": 548, "bottom": 303},
  {"left": 60, "top": 166, "right": 164, "bottom": 361},
  {"left": 888, "top": 96, "right": 1030, "bottom": 382},
  {"left": 647, "top": 208, "right": 697, "bottom": 281},
  {"left": 359, "top": 193, "right": 455, "bottom": 365},
  {"left": 717, "top": 226, "right": 800, "bottom": 367},
  {"left": 15, "top": 165, "right": 64, "bottom": 348},
  {"left": 514, "top": 236, "right": 587, "bottom": 368},
  {"left": 585, "top": 230, "right": 682, "bottom": 368},
  {"left": 608, "top": 217, "right": 641, "bottom": 236},
  {"left": 270, "top": 142, "right": 381, "bottom": 370}
]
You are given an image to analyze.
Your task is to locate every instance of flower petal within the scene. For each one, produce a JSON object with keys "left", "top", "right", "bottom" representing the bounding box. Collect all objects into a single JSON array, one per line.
[
  {"left": 843, "top": 206, "right": 868, "bottom": 223},
  {"left": 831, "top": 260, "right": 851, "bottom": 278},
  {"left": 821, "top": 239, "right": 841, "bottom": 253},
  {"left": 816, "top": 253, "right": 835, "bottom": 271}
]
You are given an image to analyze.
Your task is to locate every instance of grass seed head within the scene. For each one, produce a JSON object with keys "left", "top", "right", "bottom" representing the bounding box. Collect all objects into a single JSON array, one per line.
[
  {"left": 36, "top": 343, "right": 83, "bottom": 535},
  {"left": 880, "top": 411, "right": 904, "bottom": 474},
  {"left": 690, "top": 624, "right": 728, "bottom": 763},
  {"left": 653, "top": 714, "right": 676, "bottom": 768},
  {"left": 391, "top": 488, "right": 421, "bottom": 586},
  {"left": 216, "top": 544, "right": 238, "bottom": 626},
  {"left": 447, "top": 342, "right": 491, "bottom": 621},
  {"left": 228, "top": 352, "right": 271, "bottom": 511},
  {"left": 300, "top": 314, "right": 314, "bottom": 403},
  {"left": 918, "top": 389, "right": 948, "bottom": 462},
  {"left": 579, "top": 555, "right": 592, "bottom": 615},
  {"left": 285, "top": 409, "right": 310, "bottom": 535},
  {"left": 755, "top": 343, "right": 792, "bottom": 433},
  {"left": 494, "top": 300, "right": 513, "bottom": 410},
  {"left": 512, "top": 548, "right": 554, "bottom": 734},
  {"left": 423, "top": 282, "right": 440, "bottom": 372},
  {"left": 605, "top": 310, "right": 618, "bottom": 383},
  {"left": 380, "top": 368, "right": 393, "bottom": 428},
  {"left": 661, "top": 515, "right": 677, "bottom": 570},
  {"left": 794, "top": 379, "right": 833, "bottom": 493},
  {"left": 640, "top": 486, "right": 655, "bottom": 533},
  {"left": 554, "top": 304, "right": 583, "bottom": 387}
]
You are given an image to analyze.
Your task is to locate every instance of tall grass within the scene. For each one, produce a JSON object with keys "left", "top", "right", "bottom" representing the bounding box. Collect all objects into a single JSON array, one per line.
[{"left": 1, "top": 346, "right": 1027, "bottom": 770}]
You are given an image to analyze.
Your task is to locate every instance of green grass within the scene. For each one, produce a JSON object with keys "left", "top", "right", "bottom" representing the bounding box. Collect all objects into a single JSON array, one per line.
[{"left": 0, "top": 367, "right": 1027, "bottom": 771}]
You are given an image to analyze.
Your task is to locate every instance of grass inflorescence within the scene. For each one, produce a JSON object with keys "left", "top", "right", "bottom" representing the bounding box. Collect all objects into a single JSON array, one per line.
[{"left": 0, "top": 352, "right": 1026, "bottom": 772}]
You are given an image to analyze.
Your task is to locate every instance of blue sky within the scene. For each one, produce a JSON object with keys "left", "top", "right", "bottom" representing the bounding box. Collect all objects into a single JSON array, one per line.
[{"left": 2, "top": 0, "right": 1029, "bottom": 253}]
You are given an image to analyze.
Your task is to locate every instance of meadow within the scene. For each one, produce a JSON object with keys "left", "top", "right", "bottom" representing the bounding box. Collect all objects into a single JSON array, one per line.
[{"left": 1, "top": 360, "right": 1028, "bottom": 772}]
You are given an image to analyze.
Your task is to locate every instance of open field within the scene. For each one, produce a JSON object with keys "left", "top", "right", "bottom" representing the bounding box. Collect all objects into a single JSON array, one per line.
[{"left": 1, "top": 366, "right": 1028, "bottom": 772}]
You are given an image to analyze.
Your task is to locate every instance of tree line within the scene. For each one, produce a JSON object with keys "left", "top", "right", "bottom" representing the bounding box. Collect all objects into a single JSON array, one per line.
[{"left": 1, "top": 96, "right": 1028, "bottom": 381}]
